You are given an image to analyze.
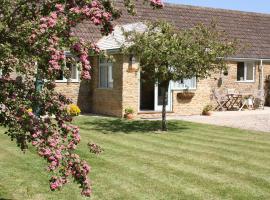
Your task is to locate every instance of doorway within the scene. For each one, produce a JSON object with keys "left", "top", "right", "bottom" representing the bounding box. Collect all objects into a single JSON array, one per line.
[
  {"left": 140, "top": 72, "right": 172, "bottom": 111},
  {"left": 140, "top": 72, "right": 155, "bottom": 110}
]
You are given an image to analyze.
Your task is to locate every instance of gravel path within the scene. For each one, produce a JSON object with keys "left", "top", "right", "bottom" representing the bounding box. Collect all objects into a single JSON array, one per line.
[{"left": 166, "top": 107, "right": 270, "bottom": 133}]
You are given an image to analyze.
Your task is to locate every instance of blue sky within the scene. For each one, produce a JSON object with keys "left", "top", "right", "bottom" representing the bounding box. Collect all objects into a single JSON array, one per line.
[{"left": 165, "top": 0, "right": 270, "bottom": 14}]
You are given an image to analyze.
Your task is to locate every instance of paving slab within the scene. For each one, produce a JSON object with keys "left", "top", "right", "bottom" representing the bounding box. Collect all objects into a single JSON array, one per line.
[{"left": 161, "top": 107, "right": 270, "bottom": 133}]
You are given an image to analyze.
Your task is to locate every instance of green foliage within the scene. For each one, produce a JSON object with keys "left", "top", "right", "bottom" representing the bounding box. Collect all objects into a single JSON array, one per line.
[
  {"left": 124, "top": 21, "right": 237, "bottom": 130},
  {"left": 124, "top": 21, "right": 237, "bottom": 83},
  {"left": 124, "top": 107, "right": 135, "bottom": 114}
]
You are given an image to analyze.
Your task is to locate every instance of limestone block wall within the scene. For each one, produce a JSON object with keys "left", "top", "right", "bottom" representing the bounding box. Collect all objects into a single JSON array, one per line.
[
  {"left": 88, "top": 55, "right": 123, "bottom": 117},
  {"left": 55, "top": 59, "right": 270, "bottom": 117},
  {"left": 172, "top": 79, "right": 212, "bottom": 115},
  {"left": 122, "top": 56, "right": 140, "bottom": 116},
  {"left": 55, "top": 81, "right": 92, "bottom": 113},
  {"left": 208, "top": 62, "right": 261, "bottom": 92}
]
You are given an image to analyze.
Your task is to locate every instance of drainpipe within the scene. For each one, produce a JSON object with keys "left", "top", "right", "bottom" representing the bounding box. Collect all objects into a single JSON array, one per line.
[{"left": 260, "top": 59, "right": 264, "bottom": 91}]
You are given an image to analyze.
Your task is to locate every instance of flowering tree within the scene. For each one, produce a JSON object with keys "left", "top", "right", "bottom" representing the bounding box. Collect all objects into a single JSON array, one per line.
[
  {"left": 0, "top": 0, "right": 163, "bottom": 197},
  {"left": 125, "top": 21, "right": 236, "bottom": 131}
]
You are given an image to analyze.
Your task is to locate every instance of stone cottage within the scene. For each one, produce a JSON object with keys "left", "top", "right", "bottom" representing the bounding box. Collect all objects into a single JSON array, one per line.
[{"left": 55, "top": 1, "right": 270, "bottom": 117}]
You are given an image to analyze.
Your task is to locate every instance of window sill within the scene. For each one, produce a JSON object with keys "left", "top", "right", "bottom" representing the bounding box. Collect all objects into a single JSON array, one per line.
[
  {"left": 55, "top": 80, "right": 80, "bottom": 83},
  {"left": 235, "top": 81, "right": 255, "bottom": 83},
  {"left": 97, "top": 87, "right": 114, "bottom": 90},
  {"left": 171, "top": 88, "right": 197, "bottom": 91}
]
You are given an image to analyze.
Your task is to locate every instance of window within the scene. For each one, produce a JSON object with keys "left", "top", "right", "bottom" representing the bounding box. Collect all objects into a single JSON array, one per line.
[
  {"left": 99, "top": 58, "right": 113, "bottom": 88},
  {"left": 237, "top": 62, "right": 255, "bottom": 82},
  {"left": 56, "top": 54, "right": 79, "bottom": 82},
  {"left": 172, "top": 77, "right": 197, "bottom": 90}
]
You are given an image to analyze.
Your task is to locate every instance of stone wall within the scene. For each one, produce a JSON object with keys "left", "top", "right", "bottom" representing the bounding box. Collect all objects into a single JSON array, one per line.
[
  {"left": 55, "top": 58, "right": 270, "bottom": 117},
  {"left": 88, "top": 55, "right": 123, "bottom": 117},
  {"left": 55, "top": 81, "right": 92, "bottom": 113},
  {"left": 172, "top": 79, "right": 212, "bottom": 115},
  {"left": 122, "top": 56, "right": 140, "bottom": 116},
  {"left": 209, "top": 62, "right": 261, "bottom": 92}
]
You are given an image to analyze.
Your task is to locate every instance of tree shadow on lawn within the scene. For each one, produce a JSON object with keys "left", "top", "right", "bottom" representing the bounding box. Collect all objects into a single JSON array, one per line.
[{"left": 80, "top": 118, "right": 189, "bottom": 134}]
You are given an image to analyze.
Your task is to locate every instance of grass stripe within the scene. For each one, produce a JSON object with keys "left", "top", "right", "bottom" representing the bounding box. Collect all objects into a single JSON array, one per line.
[{"left": 85, "top": 133, "right": 270, "bottom": 194}]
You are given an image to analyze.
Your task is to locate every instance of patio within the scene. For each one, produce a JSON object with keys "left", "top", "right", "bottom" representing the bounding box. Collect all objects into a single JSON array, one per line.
[{"left": 166, "top": 107, "right": 270, "bottom": 133}]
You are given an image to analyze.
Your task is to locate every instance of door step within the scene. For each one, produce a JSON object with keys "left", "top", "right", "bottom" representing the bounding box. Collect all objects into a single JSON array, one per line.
[{"left": 138, "top": 111, "right": 175, "bottom": 119}]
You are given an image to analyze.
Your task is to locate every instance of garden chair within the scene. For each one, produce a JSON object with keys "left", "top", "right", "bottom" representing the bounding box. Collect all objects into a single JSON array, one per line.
[
  {"left": 212, "top": 89, "right": 229, "bottom": 111},
  {"left": 253, "top": 90, "right": 265, "bottom": 109}
]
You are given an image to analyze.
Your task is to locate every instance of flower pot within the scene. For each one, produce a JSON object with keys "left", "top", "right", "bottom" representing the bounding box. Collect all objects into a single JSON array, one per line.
[
  {"left": 125, "top": 113, "right": 134, "bottom": 120},
  {"left": 202, "top": 111, "right": 212, "bottom": 116}
]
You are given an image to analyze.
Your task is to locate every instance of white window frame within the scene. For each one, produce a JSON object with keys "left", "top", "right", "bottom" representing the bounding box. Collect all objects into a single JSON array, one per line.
[
  {"left": 55, "top": 52, "right": 80, "bottom": 83},
  {"left": 171, "top": 77, "right": 197, "bottom": 90},
  {"left": 99, "top": 58, "right": 113, "bottom": 89},
  {"left": 236, "top": 62, "right": 255, "bottom": 83}
]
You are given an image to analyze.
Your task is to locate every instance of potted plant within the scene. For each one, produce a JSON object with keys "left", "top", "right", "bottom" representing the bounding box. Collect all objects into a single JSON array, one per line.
[
  {"left": 202, "top": 105, "right": 213, "bottom": 116},
  {"left": 124, "top": 107, "right": 134, "bottom": 120}
]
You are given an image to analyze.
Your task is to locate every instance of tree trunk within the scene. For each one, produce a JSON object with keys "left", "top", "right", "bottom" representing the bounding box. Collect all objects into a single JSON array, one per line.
[{"left": 161, "top": 80, "right": 169, "bottom": 131}]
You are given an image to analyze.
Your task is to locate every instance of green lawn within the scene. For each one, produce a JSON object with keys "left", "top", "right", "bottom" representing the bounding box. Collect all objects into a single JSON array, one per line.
[{"left": 1, "top": 116, "right": 270, "bottom": 200}]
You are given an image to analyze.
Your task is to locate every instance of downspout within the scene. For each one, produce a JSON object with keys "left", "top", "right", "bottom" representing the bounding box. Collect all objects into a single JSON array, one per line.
[{"left": 260, "top": 59, "right": 264, "bottom": 91}]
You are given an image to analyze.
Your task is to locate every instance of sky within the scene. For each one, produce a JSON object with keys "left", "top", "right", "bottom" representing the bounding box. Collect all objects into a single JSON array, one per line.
[{"left": 165, "top": 0, "right": 270, "bottom": 14}]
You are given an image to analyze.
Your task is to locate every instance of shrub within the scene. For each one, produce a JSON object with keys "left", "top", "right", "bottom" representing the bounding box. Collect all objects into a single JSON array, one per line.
[
  {"left": 68, "top": 104, "right": 81, "bottom": 116},
  {"left": 88, "top": 142, "right": 104, "bottom": 155},
  {"left": 202, "top": 105, "right": 213, "bottom": 115}
]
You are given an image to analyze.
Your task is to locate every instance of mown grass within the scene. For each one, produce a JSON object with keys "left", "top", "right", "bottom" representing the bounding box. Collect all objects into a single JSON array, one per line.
[{"left": 1, "top": 116, "right": 270, "bottom": 200}]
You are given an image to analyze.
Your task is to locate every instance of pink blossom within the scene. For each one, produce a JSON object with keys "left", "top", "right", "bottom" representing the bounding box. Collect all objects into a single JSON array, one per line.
[
  {"left": 103, "top": 12, "right": 112, "bottom": 21},
  {"left": 49, "top": 60, "right": 60, "bottom": 70},
  {"left": 81, "top": 70, "right": 91, "bottom": 80},
  {"left": 40, "top": 23, "right": 48, "bottom": 29},
  {"left": 92, "top": 17, "right": 101, "bottom": 25},
  {"left": 83, "top": 64, "right": 91, "bottom": 70},
  {"left": 81, "top": 188, "right": 92, "bottom": 197},
  {"left": 47, "top": 18, "right": 57, "bottom": 28},
  {"left": 43, "top": 148, "right": 52, "bottom": 156},
  {"left": 50, "top": 12, "right": 58, "bottom": 19},
  {"left": 70, "top": 7, "right": 81, "bottom": 14},
  {"left": 55, "top": 4, "right": 64, "bottom": 12},
  {"left": 80, "top": 54, "right": 88, "bottom": 62},
  {"left": 40, "top": 28, "right": 46, "bottom": 34},
  {"left": 82, "top": 163, "right": 91, "bottom": 173},
  {"left": 50, "top": 179, "right": 61, "bottom": 190},
  {"left": 40, "top": 17, "right": 47, "bottom": 23},
  {"left": 72, "top": 43, "right": 81, "bottom": 52},
  {"left": 150, "top": 0, "right": 164, "bottom": 7},
  {"left": 91, "top": 1, "right": 98, "bottom": 8}
]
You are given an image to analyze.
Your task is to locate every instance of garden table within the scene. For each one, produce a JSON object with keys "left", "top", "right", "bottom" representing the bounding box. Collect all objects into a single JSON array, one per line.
[{"left": 225, "top": 93, "right": 243, "bottom": 110}]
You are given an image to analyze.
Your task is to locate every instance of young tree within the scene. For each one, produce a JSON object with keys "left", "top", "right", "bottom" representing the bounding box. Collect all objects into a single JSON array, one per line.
[
  {"left": 125, "top": 21, "right": 236, "bottom": 131},
  {"left": 0, "top": 0, "right": 163, "bottom": 196}
]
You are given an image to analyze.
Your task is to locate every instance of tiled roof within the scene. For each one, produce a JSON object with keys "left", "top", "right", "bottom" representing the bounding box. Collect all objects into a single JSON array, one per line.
[{"left": 72, "top": 0, "right": 270, "bottom": 59}]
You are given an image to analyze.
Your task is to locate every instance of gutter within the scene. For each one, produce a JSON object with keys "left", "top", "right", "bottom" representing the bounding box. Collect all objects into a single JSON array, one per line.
[
  {"left": 221, "top": 57, "right": 270, "bottom": 62},
  {"left": 260, "top": 59, "right": 264, "bottom": 91}
]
